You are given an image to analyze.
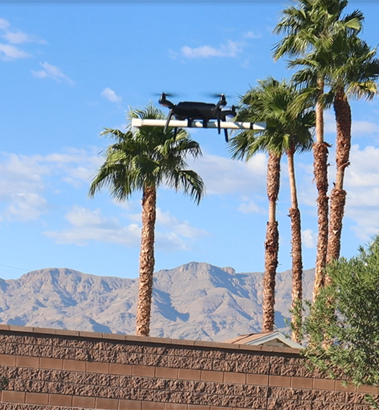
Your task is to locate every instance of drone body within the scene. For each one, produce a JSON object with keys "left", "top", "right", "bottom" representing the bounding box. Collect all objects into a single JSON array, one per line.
[{"left": 159, "top": 93, "right": 236, "bottom": 141}]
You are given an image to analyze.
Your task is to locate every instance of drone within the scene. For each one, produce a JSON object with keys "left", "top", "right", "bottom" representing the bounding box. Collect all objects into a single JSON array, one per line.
[{"left": 158, "top": 93, "right": 237, "bottom": 142}]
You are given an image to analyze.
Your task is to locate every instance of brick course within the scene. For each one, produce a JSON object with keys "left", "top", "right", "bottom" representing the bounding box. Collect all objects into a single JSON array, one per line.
[{"left": 0, "top": 325, "right": 375, "bottom": 409}]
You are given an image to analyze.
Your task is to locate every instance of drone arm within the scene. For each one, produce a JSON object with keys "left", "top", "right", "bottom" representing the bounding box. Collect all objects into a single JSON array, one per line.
[
  {"left": 216, "top": 94, "right": 227, "bottom": 109},
  {"left": 159, "top": 93, "right": 175, "bottom": 109}
]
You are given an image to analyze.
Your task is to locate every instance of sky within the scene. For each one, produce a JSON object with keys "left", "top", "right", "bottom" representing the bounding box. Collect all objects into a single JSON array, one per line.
[{"left": 1, "top": 0, "right": 379, "bottom": 281}]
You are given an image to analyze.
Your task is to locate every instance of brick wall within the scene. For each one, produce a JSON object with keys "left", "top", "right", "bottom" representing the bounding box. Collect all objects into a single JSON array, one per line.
[{"left": 0, "top": 324, "right": 375, "bottom": 410}]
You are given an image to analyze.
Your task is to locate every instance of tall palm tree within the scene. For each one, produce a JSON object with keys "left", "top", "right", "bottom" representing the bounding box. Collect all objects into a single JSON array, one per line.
[
  {"left": 273, "top": 0, "right": 364, "bottom": 299},
  {"left": 230, "top": 78, "right": 314, "bottom": 339},
  {"left": 89, "top": 104, "right": 205, "bottom": 337},
  {"left": 290, "top": 36, "right": 379, "bottom": 271},
  {"left": 326, "top": 38, "right": 379, "bottom": 265}
]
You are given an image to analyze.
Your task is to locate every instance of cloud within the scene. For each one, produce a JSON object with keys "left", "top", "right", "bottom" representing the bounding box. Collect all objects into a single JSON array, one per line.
[
  {"left": 0, "top": 153, "right": 50, "bottom": 221},
  {"left": 180, "top": 40, "right": 243, "bottom": 59},
  {"left": 0, "top": 147, "right": 208, "bottom": 249},
  {"left": 345, "top": 145, "right": 379, "bottom": 189},
  {"left": 339, "top": 144, "right": 379, "bottom": 240},
  {"left": 294, "top": 143, "right": 379, "bottom": 241},
  {"left": 44, "top": 206, "right": 206, "bottom": 251},
  {"left": 292, "top": 141, "right": 379, "bottom": 242},
  {"left": 238, "top": 200, "right": 266, "bottom": 214},
  {"left": 2, "top": 29, "right": 46, "bottom": 45},
  {"left": 352, "top": 121, "right": 379, "bottom": 137},
  {"left": 0, "top": 18, "right": 46, "bottom": 61},
  {"left": 302, "top": 229, "right": 317, "bottom": 249},
  {"left": 44, "top": 206, "right": 141, "bottom": 246},
  {"left": 0, "top": 43, "right": 30, "bottom": 60},
  {"left": 188, "top": 151, "right": 267, "bottom": 195},
  {"left": 0, "top": 149, "right": 100, "bottom": 223},
  {"left": 244, "top": 31, "right": 262, "bottom": 39},
  {"left": 7, "top": 193, "right": 48, "bottom": 221},
  {"left": 0, "top": 154, "right": 49, "bottom": 199},
  {"left": 324, "top": 110, "right": 379, "bottom": 137},
  {"left": 156, "top": 208, "right": 209, "bottom": 239},
  {"left": 32, "top": 62, "right": 74, "bottom": 85},
  {"left": 101, "top": 87, "right": 122, "bottom": 103},
  {"left": 42, "top": 148, "right": 103, "bottom": 188},
  {"left": 0, "top": 18, "right": 10, "bottom": 30}
]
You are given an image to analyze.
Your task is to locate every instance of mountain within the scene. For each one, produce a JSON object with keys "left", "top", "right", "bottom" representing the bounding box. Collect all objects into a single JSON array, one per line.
[{"left": 0, "top": 262, "right": 315, "bottom": 342}]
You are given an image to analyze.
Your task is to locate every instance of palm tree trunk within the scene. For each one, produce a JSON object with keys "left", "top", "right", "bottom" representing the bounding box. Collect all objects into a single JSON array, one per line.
[
  {"left": 287, "top": 148, "right": 303, "bottom": 343},
  {"left": 327, "top": 88, "right": 351, "bottom": 268},
  {"left": 262, "top": 152, "right": 281, "bottom": 332},
  {"left": 313, "top": 77, "right": 330, "bottom": 301},
  {"left": 135, "top": 185, "right": 157, "bottom": 337}
]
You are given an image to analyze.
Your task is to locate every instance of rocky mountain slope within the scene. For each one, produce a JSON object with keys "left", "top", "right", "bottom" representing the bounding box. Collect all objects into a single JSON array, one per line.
[{"left": 0, "top": 262, "right": 315, "bottom": 342}]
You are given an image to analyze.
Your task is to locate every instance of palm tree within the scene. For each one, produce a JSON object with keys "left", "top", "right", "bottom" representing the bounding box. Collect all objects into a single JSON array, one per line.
[
  {"left": 326, "top": 38, "right": 379, "bottom": 265},
  {"left": 290, "top": 36, "right": 379, "bottom": 271},
  {"left": 273, "top": 0, "right": 364, "bottom": 299},
  {"left": 230, "top": 78, "right": 314, "bottom": 339},
  {"left": 89, "top": 103, "right": 205, "bottom": 337}
]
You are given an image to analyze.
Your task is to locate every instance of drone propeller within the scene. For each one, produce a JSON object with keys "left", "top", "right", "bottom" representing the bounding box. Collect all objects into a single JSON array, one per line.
[
  {"left": 159, "top": 92, "right": 176, "bottom": 109},
  {"left": 154, "top": 92, "right": 178, "bottom": 98},
  {"left": 206, "top": 93, "right": 227, "bottom": 98}
]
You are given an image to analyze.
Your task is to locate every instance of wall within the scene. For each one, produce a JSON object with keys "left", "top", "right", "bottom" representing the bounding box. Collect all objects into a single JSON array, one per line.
[{"left": 0, "top": 324, "right": 375, "bottom": 410}]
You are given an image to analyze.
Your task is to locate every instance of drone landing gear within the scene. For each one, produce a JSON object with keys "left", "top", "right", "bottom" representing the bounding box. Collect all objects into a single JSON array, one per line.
[
  {"left": 164, "top": 110, "right": 174, "bottom": 133},
  {"left": 164, "top": 110, "right": 179, "bottom": 140},
  {"left": 224, "top": 129, "right": 229, "bottom": 143},
  {"left": 164, "top": 114, "right": 229, "bottom": 142}
]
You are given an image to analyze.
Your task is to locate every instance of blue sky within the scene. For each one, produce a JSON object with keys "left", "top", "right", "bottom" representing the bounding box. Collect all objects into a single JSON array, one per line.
[{"left": 1, "top": 0, "right": 379, "bottom": 280}]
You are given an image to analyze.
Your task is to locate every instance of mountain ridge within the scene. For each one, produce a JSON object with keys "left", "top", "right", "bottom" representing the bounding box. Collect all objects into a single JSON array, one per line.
[{"left": 0, "top": 262, "right": 315, "bottom": 341}]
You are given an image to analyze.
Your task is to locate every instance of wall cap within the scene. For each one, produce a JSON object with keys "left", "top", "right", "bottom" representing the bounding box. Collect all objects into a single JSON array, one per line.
[{"left": 0, "top": 324, "right": 301, "bottom": 355}]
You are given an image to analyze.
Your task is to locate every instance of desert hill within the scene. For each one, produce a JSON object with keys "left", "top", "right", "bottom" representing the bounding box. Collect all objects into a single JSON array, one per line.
[{"left": 0, "top": 262, "right": 314, "bottom": 341}]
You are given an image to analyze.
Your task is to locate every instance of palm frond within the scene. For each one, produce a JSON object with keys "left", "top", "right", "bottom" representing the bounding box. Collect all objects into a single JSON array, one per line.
[
  {"left": 166, "top": 169, "right": 205, "bottom": 205},
  {"left": 230, "top": 77, "right": 315, "bottom": 162},
  {"left": 90, "top": 103, "right": 205, "bottom": 205}
]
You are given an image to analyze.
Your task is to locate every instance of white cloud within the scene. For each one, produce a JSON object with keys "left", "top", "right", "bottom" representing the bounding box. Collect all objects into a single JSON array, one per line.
[
  {"left": 0, "top": 154, "right": 48, "bottom": 199},
  {"left": 0, "top": 18, "right": 10, "bottom": 30},
  {"left": 101, "top": 87, "right": 122, "bottom": 103},
  {"left": 0, "top": 43, "right": 30, "bottom": 60},
  {"left": 0, "top": 154, "right": 50, "bottom": 221},
  {"left": 2, "top": 31, "right": 46, "bottom": 45},
  {"left": 32, "top": 62, "right": 74, "bottom": 85},
  {"left": 155, "top": 232, "right": 189, "bottom": 252},
  {"left": 7, "top": 193, "right": 48, "bottom": 221},
  {"left": 0, "top": 18, "right": 46, "bottom": 61},
  {"left": 0, "top": 150, "right": 100, "bottom": 223},
  {"left": 352, "top": 121, "right": 379, "bottom": 137},
  {"left": 244, "top": 31, "right": 262, "bottom": 39},
  {"left": 180, "top": 40, "right": 243, "bottom": 59},
  {"left": 42, "top": 149, "right": 102, "bottom": 188},
  {"left": 324, "top": 110, "right": 379, "bottom": 137},
  {"left": 113, "top": 199, "right": 135, "bottom": 212},
  {"left": 345, "top": 145, "right": 379, "bottom": 189},
  {"left": 302, "top": 229, "right": 317, "bottom": 249},
  {"left": 349, "top": 207, "right": 379, "bottom": 242},
  {"left": 294, "top": 142, "right": 379, "bottom": 242},
  {"left": 43, "top": 206, "right": 205, "bottom": 251},
  {"left": 44, "top": 206, "right": 141, "bottom": 246},
  {"left": 156, "top": 208, "right": 209, "bottom": 239},
  {"left": 341, "top": 145, "right": 379, "bottom": 240},
  {"left": 238, "top": 200, "right": 266, "bottom": 214},
  {"left": 188, "top": 151, "right": 267, "bottom": 195}
]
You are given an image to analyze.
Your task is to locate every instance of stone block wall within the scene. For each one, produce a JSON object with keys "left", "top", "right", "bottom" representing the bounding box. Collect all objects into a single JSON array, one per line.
[{"left": 0, "top": 324, "right": 376, "bottom": 410}]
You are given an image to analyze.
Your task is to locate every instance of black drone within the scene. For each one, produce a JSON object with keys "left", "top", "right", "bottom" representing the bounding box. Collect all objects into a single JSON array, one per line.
[{"left": 158, "top": 93, "right": 236, "bottom": 142}]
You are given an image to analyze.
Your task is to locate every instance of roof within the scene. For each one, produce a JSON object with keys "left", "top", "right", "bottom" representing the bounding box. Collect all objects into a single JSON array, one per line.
[{"left": 225, "top": 331, "right": 303, "bottom": 349}]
